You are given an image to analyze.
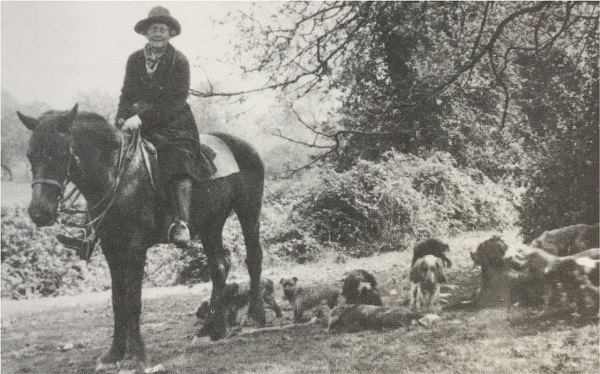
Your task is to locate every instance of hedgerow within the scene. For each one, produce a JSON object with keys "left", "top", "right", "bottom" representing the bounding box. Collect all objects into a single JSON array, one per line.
[{"left": 1, "top": 207, "right": 110, "bottom": 299}]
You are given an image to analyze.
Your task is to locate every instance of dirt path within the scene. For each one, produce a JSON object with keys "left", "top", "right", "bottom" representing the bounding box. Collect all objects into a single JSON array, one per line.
[{"left": 2, "top": 231, "right": 598, "bottom": 373}]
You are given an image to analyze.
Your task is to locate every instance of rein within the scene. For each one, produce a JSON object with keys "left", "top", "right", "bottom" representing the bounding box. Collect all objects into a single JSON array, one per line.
[{"left": 54, "top": 130, "right": 140, "bottom": 260}]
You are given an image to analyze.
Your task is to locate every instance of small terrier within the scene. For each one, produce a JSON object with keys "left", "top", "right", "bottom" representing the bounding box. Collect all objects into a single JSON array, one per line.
[{"left": 280, "top": 277, "right": 340, "bottom": 322}]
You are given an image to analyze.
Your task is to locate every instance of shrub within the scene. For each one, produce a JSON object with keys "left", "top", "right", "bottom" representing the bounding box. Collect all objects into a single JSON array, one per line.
[
  {"left": 263, "top": 151, "right": 518, "bottom": 258},
  {"left": 1, "top": 206, "right": 110, "bottom": 299}
]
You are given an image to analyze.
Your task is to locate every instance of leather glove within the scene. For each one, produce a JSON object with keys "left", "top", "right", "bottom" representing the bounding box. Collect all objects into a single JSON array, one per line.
[{"left": 122, "top": 115, "right": 142, "bottom": 132}]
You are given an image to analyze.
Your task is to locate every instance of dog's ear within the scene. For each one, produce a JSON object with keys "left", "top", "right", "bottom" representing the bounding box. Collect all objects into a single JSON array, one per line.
[
  {"left": 293, "top": 276, "right": 298, "bottom": 283},
  {"left": 435, "top": 260, "right": 447, "bottom": 283},
  {"left": 409, "top": 261, "right": 421, "bottom": 283},
  {"left": 280, "top": 278, "right": 284, "bottom": 284},
  {"left": 363, "top": 271, "right": 377, "bottom": 287}
]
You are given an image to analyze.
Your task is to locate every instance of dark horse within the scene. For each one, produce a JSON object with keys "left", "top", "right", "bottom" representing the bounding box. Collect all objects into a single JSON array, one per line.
[{"left": 17, "top": 105, "right": 266, "bottom": 371}]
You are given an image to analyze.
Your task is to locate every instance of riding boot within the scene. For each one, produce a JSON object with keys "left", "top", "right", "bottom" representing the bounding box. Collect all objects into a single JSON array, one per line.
[{"left": 168, "top": 178, "right": 192, "bottom": 248}]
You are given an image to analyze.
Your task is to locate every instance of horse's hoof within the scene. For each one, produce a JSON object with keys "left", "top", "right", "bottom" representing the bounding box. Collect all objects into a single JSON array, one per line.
[
  {"left": 96, "top": 348, "right": 124, "bottom": 372},
  {"left": 210, "top": 325, "right": 227, "bottom": 341},
  {"left": 95, "top": 362, "right": 118, "bottom": 372},
  {"left": 249, "top": 305, "right": 266, "bottom": 327},
  {"left": 119, "top": 355, "right": 145, "bottom": 373},
  {"left": 197, "top": 323, "right": 212, "bottom": 337}
]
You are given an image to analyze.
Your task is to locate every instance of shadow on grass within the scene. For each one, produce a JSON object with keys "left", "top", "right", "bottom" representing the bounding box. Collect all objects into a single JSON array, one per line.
[{"left": 508, "top": 307, "right": 599, "bottom": 336}]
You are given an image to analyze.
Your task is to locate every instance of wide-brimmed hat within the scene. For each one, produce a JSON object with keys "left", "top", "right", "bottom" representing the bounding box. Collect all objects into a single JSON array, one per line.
[{"left": 134, "top": 6, "right": 181, "bottom": 36}]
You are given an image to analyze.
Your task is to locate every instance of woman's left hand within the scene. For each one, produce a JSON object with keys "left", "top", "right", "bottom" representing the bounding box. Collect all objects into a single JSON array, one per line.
[{"left": 122, "top": 115, "right": 142, "bottom": 132}]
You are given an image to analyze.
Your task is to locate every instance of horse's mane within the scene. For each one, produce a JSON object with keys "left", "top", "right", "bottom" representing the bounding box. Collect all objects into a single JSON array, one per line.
[{"left": 71, "top": 111, "right": 119, "bottom": 149}]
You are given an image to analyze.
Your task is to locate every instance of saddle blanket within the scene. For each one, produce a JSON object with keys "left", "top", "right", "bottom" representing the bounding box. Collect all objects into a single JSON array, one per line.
[{"left": 199, "top": 133, "right": 240, "bottom": 179}]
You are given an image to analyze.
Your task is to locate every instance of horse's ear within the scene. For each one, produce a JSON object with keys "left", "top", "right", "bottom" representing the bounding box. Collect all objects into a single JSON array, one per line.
[
  {"left": 57, "top": 104, "right": 79, "bottom": 133},
  {"left": 16, "top": 111, "right": 38, "bottom": 130},
  {"left": 69, "top": 104, "right": 79, "bottom": 120}
]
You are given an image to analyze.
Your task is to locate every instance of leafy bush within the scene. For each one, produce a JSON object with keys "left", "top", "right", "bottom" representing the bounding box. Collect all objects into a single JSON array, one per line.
[
  {"left": 520, "top": 143, "right": 599, "bottom": 243},
  {"left": 1, "top": 206, "right": 110, "bottom": 299},
  {"left": 263, "top": 151, "right": 518, "bottom": 258},
  {"left": 1, "top": 206, "right": 209, "bottom": 299}
]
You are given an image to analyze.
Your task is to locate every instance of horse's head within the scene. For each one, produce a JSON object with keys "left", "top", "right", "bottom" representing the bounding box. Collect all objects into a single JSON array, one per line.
[{"left": 17, "top": 105, "right": 78, "bottom": 226}]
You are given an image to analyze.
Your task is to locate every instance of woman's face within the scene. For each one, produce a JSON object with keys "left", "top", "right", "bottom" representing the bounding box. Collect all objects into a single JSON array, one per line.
[{"left": 146, "top": 23, "right": 171, "bottom": 49}]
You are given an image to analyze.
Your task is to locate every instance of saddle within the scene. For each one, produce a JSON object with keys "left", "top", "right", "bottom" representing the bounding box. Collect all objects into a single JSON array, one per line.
[{"left": 140, "top": 136, "right": 221, "bottom": 192}]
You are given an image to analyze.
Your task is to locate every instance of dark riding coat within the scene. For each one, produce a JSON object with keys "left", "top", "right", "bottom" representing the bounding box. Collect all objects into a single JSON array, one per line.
[{"left": 116, "top": 43, "right": 213, "bottom": 184}]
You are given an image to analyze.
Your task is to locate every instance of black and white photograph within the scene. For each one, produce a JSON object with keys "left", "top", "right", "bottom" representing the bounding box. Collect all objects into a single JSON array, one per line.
[{"left": 1, "top": 1, "right": 598, "bottom": 373}]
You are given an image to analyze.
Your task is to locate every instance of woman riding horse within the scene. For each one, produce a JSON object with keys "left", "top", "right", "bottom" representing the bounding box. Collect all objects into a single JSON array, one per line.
[
  {"left": 117, "top": 6, "right": 214, "bottom": 248},
  {"left": 17, "top": 7, "right": 267, "bottom": 372}
]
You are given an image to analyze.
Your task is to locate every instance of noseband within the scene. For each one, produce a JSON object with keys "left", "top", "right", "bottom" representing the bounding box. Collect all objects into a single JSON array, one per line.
[{"left": 31, "top": 178, "right": 66, "bottom": 194}]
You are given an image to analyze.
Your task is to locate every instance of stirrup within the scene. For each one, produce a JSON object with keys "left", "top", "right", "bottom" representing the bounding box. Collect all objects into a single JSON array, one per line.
[
  {"left": 168, "top": 220, "right": 190, "bottom": 248},
  {"left": 56, "top": 233, "right": 97, "bottom": 261}
]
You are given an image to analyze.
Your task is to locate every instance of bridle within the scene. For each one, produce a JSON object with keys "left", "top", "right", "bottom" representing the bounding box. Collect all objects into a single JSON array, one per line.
[
  {"left": 33, "top": 129, "right": 139, "bottom": 260},
  {"left": 31, "top": 178, "right": 66, "bottom": 194}
]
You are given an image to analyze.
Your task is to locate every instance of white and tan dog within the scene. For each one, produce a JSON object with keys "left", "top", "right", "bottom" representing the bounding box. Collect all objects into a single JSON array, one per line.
[
  {"left": 409, "top": 255, "right": 447, "bottom": 313},
  {"left": 504, "top": 245, "right": 600, "bottom": 312}
]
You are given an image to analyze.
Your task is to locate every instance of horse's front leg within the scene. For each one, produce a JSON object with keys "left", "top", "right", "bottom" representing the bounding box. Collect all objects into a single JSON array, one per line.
[
  {"left": 121, "top": 246, "right": 147, "bottom": 369},
  {"left": 197, "top": 226, "right": 231, "bottom": 341},
  {"left": 96, "top": 240, "right": 148, "bottom": 372},
  {"left": 96, "top": 252, "right": 127, "bottom": 372},
  {"left": 96, "top": 248, "right": 127, "bottom": 371}
]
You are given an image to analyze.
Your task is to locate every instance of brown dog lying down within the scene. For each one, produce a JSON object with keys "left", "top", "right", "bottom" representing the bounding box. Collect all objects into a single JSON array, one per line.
[
  {"left": 280, "top": 277, "right": 340, "bottom": 323},
  {"left": 195, "top": 278, "right": 282, "bottom": 327},
  {"left": 544, "top": 250, "right": 600, "bottom": 314},
  {"left": 327, "top": 304, "right": 423, "bottom": 332},
  {"left": 504, "top": 246, "right": 600, "bottom": 313},
  {"left": 464, "top": 235, "right": 544, "bottom": 309},
  {"left": 410, "top": 255, "right": 446, "bottom": 313},
  {"left": 412, "top": 238, "right": 452, "bottom": 268},
  {"left": 530, "top": 223, "right": 599, "bottom": 256},
  {"left": 341, "top": 269, "right": 382, "bottom": 306}
]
